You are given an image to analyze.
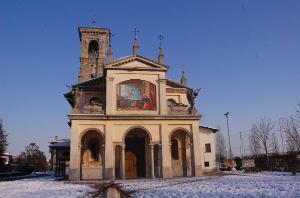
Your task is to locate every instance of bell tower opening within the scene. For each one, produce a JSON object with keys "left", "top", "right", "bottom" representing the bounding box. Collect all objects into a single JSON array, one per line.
[
  {"left": 77, "top": 27, "right": 110, "bottom": 83},
  {"left": 88, "top": 40, "right": 99, "bottom": 56}
]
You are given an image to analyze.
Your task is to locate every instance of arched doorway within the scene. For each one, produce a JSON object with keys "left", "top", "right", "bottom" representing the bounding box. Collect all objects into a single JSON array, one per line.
[
  {"left": 80, "top": 130, "right": 104, "bottom": 180},
  {"left": 170, "top": 129, "right": 192, "bottom": 177},
  {"left": 124, "top": 128, "right": 151, "bottom": 179}
]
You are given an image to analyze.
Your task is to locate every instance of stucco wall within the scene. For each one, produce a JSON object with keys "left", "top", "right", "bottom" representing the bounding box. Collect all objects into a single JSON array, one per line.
[{"left": 199, "top": 127, "right": 217, "bottom": 172}]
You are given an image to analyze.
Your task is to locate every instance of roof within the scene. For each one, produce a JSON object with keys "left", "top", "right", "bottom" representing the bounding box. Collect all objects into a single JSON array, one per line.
[
  {"left": 166, "top": 79, "right": 193, "bottom": 90},
  {"left": 49, "top": 139, "right": 70, "bottom": 148},
  {"left": 105, "top": 55, "right": 169, "bottom": 70},
  {"left": 199, "top": 125, "right": 218, "bottom": 133},
  {"left": 64, "top": 76, "right": 106, "bottom": 107},
  {"left": 78, "top": 27, "right": 109, "bottom": 40},
  {"left": 71, "top": 76, "right": 105, "bottom": 88}
]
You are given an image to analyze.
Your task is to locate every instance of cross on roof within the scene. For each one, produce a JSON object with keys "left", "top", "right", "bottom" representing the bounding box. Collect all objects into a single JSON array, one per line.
[
  {"left": 92, "top": 20, "right": 96, "bottom": 27},
  {"left": 134, "top": 28, "right": 140, "bottom": 40},
  {"left": 158, "top": 34, "right": 164, "bottom": 48},
  {"left": 109, "top": 31, "right": 114, "bottom": 45}
]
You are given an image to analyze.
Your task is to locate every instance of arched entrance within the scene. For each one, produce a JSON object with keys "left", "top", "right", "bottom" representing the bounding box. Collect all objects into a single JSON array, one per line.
[
  {"left": 170, "top": 129, "right": 192, "bottom": 177},
  {"left": 80, "top": 130, "right": 104, "bottom": 180},
  {"left": 124, "top": 128, "right": 151, "bottom": 179}
]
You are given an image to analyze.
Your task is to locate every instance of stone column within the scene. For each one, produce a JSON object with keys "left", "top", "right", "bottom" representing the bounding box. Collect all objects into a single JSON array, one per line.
[
  {"left": 157, "top": 144, "right": 162, "bottom": 178},
  {"left": 121, "top": 144, "right": 126, "bottom": 179},
  {"left": 169, "top": 142, "right": 173, "bottom": 176},
  {"left": 102, "top": 144, "right": 105, "bottom": 179},
  {"left": 150, "top": 144, "right": 155, "bottom": 178}
]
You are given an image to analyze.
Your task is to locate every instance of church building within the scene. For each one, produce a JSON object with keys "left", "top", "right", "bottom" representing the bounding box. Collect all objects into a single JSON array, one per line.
[{"left": 64, "top": 26, "right": 217, "bottom": 180}]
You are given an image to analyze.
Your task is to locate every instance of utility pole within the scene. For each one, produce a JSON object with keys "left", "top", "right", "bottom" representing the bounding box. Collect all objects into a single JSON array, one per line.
[{"left": 224, "top": 112, "right": 233, "bottom": 159}]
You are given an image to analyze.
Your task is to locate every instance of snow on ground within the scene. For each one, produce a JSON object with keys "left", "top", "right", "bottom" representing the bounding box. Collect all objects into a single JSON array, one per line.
[
  {"left": 118, "top": 172, "right": 300, "bottom": 198},
  {"left": 0, "top": 172, "right": 299, "bottom": 198},
  {"left": 0, "top": 175, "right": 95, "bottom": 198}
]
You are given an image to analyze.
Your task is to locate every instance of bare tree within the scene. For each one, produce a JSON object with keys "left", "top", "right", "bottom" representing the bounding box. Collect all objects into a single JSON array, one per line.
[
  {"left": 280, "top": 116, "right": 300, "bottom": 152},
  {"left": 0, "top": 119, "right": 8, "bottom": 167},
  {"left": 249, "top": 130, "right": 261, "bottom": 156},
  {"left": 250, "top": 117, "right": 274, "bottom": 166},
  {"left": 215, "top": 129, "right": 227, "bottom": 162},
  {"left": 271, "top": 132, "right": 279, "bottom": 154}
]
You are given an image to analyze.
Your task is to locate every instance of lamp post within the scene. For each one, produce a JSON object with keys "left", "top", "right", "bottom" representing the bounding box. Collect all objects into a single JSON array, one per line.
[{"left": 224, "top": 112, "right": 233, "bottom": 159}]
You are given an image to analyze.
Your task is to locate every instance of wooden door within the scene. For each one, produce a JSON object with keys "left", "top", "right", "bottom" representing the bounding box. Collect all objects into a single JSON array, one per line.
[{"left": 125, "top": 151, "right": 137, "bottom": 178}]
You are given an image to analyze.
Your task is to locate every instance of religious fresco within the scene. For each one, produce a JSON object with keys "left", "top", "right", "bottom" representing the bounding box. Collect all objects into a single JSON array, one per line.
[{"left": 117, "top": 79, "right": 156, "bottom": 110}]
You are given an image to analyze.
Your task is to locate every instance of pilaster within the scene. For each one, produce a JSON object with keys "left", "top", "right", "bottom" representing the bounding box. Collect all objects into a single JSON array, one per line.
[
  {"left": 69, "top": 121, "right": 81, "bottom": 180},
  {"left": 104, "top": 124, "right": 115, "bottom": 179},
  {"left": 160, "top": 123, "right": 172, "bottom": 178},
  {"left": 192, "top": 122, "right": 203, "bottom": 176},
  {"left": 158, "top": 79, "right": 167, "bottom": 115}
]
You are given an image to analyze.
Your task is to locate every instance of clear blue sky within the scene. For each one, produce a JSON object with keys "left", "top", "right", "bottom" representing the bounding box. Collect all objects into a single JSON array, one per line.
[{"left": 0, "top": 0, "right": 299, "bottom": 158}]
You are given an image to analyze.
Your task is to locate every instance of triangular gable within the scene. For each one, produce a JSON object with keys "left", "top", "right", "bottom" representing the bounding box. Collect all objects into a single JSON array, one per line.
[{"left": 105, "top": 55, "right": 169, "bottom": 71}]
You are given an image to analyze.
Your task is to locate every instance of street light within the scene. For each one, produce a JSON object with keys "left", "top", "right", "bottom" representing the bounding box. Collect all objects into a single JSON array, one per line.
[{"left": 224, "top": 112, "right": 233, "bottom": 159}]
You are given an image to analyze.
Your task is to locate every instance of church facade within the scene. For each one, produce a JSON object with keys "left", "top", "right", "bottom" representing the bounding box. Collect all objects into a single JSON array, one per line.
[{"left": 64, "top": 26, "right": 217, "bottom": 181}]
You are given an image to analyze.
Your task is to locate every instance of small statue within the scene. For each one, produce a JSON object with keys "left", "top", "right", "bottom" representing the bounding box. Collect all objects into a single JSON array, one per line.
[
  {"left": 71, "top": 87, "right": 82, "bottom": 112},
  {"left": 187, "top": 88, "right": 200, "bottom": 114}
]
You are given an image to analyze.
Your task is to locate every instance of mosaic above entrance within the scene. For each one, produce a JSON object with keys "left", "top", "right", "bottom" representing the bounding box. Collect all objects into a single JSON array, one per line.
[{"left": 117, "top": 79, "right": 156, "bottom": 110}]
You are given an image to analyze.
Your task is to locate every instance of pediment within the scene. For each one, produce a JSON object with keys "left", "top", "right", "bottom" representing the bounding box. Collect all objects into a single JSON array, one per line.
[{"left": 105, "top": 55, "right": 169, "bottom": 71}]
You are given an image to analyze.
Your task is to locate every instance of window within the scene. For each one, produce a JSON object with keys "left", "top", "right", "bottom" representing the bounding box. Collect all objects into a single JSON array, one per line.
[
  {"left": 171, "top": 138, "right": 179, "bottom": 160},
  {"left": 205, "top": 143, "right": 211, "bottom": 153},
  {"left": 204, "top": 161, "right": 210, "bottom": 167},
  {"left": 88, "top": 40, "right": 99, "bottom": 54},
  {"left": 90, "top": 97, "right": 102, "bottom": 105},
  {"left": 167, "top": 99, "right": 176, "bottom": 108}
]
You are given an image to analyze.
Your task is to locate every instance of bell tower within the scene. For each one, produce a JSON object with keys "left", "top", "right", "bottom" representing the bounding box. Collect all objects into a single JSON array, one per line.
[{"left": 78, "top": 27, "right": 110, "bottom": 83}]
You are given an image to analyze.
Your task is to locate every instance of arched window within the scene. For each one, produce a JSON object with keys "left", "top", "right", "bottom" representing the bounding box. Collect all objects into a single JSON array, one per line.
[
  {"left": 171, "top": 138, "right": 179, "bottom": 160},
  {"left": 167, "top": 99, "right": 176, "bottom": 108},
  {"left": 90, "top": 97, "right": 102, "bottom": 105},
  {"left": 88, "top": 138, "right": 100, "bottom": 161},
  {"left": 88, "top": 40, "right": 99, "bottom": 55}
]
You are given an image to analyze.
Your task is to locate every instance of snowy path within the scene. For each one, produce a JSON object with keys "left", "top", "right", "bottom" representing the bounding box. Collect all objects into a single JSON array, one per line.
[
  {"left": 0, "top": 175, "right": 95, "bottom": 198},
  {"left": 118, "top": 172, "right": 300, "bottom": 198}
]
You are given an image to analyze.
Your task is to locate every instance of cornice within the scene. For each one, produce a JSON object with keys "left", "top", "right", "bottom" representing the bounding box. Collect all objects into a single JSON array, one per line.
[{"left": 68, "top": 114, "right": 201, "bottom": 120}]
